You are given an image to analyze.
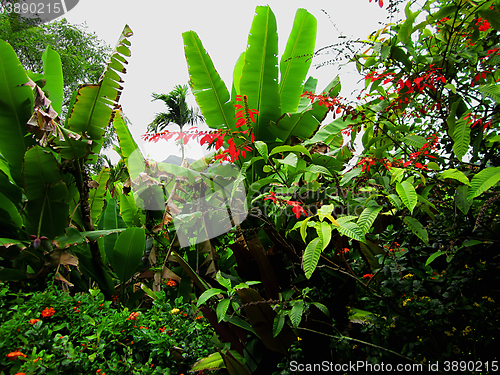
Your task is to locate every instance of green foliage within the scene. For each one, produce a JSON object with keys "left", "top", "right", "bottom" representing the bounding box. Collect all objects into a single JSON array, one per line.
[{"left": 0, "top": 284, "right": 216, "bottom": 374}]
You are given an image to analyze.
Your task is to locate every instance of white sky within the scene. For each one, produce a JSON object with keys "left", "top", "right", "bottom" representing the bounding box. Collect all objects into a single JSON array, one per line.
[{"left": 64, "top": 0, "right": 397, "bottom": 163}]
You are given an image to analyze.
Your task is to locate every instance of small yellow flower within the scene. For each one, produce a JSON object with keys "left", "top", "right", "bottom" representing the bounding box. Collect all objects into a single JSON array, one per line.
[
  {"left": 402, "top": 273, "right": 414, "bottom": 280},
  {"left": 473, "top": 302, "right": 480, "bottom": 307},
  {"left": 297, "top": 337, "right": 302, "bottom": 341},
  {"left": 170, "top": 308, "right": 180, "bottom": 315},
  {"left": 444, "top": 331, "right": 453, "bottom": 337}
]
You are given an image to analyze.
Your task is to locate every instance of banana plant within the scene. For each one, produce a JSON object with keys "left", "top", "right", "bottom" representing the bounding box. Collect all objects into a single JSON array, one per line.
[
  {"left": 0, "top": 26, "right": 144, "bottom": 296},
  {"left": 182, "top": 6, "right": 331, "bottom": 157}
]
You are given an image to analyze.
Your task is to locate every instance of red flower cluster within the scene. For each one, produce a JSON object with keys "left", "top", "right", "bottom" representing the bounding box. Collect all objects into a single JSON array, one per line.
[
  {"left": 165, "top": 279, "right": 177, "bottom": 287},
  {"left": 301, "top": 91, "right": 342, "bottom": 114},
  {"left": 465, "top": 113, "right": 492, "bottom": 131},
  {"left": 475, "top": 17, "right": 491, "bottom": 31},
  {"left": 264, "top": 192, "right": 308, "bottom": 219},
  {"left": 363, "top": 274, "right": 374, "bottom": 280},
  {"left": 41, "top": 307, "right": 55, "bottom": 318},
  {"left": 143, "top": 96, "right": 258, "bottom": 163},
  {"left": 29, "top": 318, "right": 41, "bottom": 324},
  {"left": 127, "top": 312, "right": 139, "bottom": 321}
]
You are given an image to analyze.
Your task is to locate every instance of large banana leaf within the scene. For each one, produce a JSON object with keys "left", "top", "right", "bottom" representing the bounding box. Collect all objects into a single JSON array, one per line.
[
  {"left": 41, "top": 46, "right": 63, "bottom": 115},
  {"left": 66, "top": 25, "right": 133, "bottom": 147},
  {"left": 23, "top": 146, "right": 68, "bottom": 238},
  {"left": 114, "top": 110, "right": 139, "bottom": 168},
  {"left": 183, "top": 31, "right": 235, "bottom": 130},
  {"left": 99, "top": 197, "right": 127, "bottom": 262},
  {"left": 231, "top": 52, "right": 245, "bottom": 100},
  {"left": 239, "top": 6, "right": 281, "bottom": 141},
  {"left": 89, "top": 167, "right": 110, "bottom": 228},
  {"left": 0, "top": 40, "right": 35, "bottom": 186},
  {"left": 110, "top": 227, "right": 145, "bottom": 284},
  {"left": 279, "top": 9, "right": 317, "bottom": 113}
]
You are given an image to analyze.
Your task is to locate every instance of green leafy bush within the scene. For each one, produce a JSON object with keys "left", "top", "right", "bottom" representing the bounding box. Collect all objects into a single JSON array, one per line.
[{"left": 0, "top": 283, "right": 217, "bottom": 374}]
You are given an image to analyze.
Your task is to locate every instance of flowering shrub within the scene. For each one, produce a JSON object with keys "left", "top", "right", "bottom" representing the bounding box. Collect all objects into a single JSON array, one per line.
[{"left": 0, "top": 284, "right": 218, "bottom": 375}]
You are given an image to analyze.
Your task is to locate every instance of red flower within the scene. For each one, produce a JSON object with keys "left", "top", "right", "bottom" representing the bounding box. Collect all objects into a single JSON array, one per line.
[
  {"left": 363, "top": 274, "right": 374, "bottom": 279},
  {"left": 166, "top": 279, "right": 177, "bottom": 287},
  {"left": 264, "top": 191, "right": 279, "bottom": 204},
  {"left": 29, "top": 318, "right": 41, "bottom": 324},
  {"left": 6, "top": 351, "right": 27, "bottom": 361},
  {"left": 369, "top": 0, "right": 383, "bottom": 8},
  {"left": 41, "top": 307, "right": 55, "bottom": 318},
  {"left": 357, "top": 157, "right": 376, "bottom": 173},
  {"left": 286, "top": 200, "right": 308, "bottom": 219}
]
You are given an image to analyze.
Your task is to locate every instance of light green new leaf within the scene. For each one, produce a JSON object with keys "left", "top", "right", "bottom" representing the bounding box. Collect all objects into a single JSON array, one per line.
[
  {"left": 279, "top": 8, "right": 317, "bottom": 113},
  {"left": 216, "top": 299, "right": 231, "bottom": 323},
  {"left": 467, "top": 167, "right": 500, "bottom": 201},
  {"left": 315, "top": 221, "right": 331, "bottom": 250},
  {"left": 396, "top": 181, "right": 417, "bottom": 215},
  {"left": 453, "top": 115, "right": 471, "bottom": 161},
  {"left": 289, "top": 300, "right": 304, "bottom": 328},
  {"left": 269, "top": 145, "right": 311, "bottom": 159},
  {"left": 231, "top": 52, "right": 245, "bottom": 98},
  {"left": 303, "top": 237, "right": 322, "bottom": 279},
  {"left": 183, "top": 31, "right": 235, "bottom": 130},
  {"left": 254, "top": 141, "right": 269, "bottom": 162},
  {"left": 240, "top": 6, "right": 281, "bottom": 141},
  {"left": 0, "top": 40, "right": 35, "bottom": 186},
  {"left": 439, "top": 168, "right": 470, "bottom": 185},
  {"left": 357, "top": 206, "right": 382, "bottom": 235},
  {"left": 190, "top": 352, "right": 225, "bottom": 371},
  {"left": 216, "top": 270, "right": 232, "bottom": 290},
  {"left": 89, "top": 168, "right": 110, "bottom": 228},
  {"left": 110, "top": 227, "right": 145, "bottom": 284},
  {"left": 337, "top": 222, "right": 366, "bottom": 243},
  {"left": 425, "top": 250, "right": 445, "bottom": 267},
  {"left": 404, "top": 217, "right": 429, "bottom": 244},
  {"left": 114, "top": 110, "right": 140, "bottom": 170},
  {"left": 41, "top": 46, "right": 63, "bottom": 115}
]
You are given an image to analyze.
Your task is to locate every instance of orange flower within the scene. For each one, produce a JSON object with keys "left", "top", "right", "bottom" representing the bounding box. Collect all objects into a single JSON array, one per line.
[
  {"left": 363, "top": 274, "right": 374, "bottom": 280},
  {"left": 166, "top": 279, "right": 177, "bottom": 287},
  {"left": 127, "top": 312, "right": 139, "bottom": 321},
  {"left": 6, "top": 351, "right": 27, "bottom": 361},
  {"left": 29, "top": 318, "right": 41, "bottom": 324},
  {"left": 15, "top": 373, "right": 26, "bottom": 375},
  {"left": 41, "top": 307, "right": 55, "bottom": 318}
]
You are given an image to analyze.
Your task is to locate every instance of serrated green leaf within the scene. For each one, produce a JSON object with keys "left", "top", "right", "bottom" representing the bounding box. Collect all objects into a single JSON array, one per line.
[
  {"left": 396, "top": 181, "right": 417, "bottom": 215},
  {"left": 467, "top": 167, "right": 500, "bottom": 201},
  {"left": 289, "top": 300, "right": 304, "bottom": 328},
  {"left": 337, "top": 222, "right": 366, "bottom": 243},
  {"left": 303, "top": 237, "right": 322, "bottom": 279},
  {"left": 404, "top": 216, "right": 429, "bottom": 244},
  {"left": 311, "top": 302, "right": 329, "bottom": 317},
  {"left": 453, "top": 116, "right": 471, "bottom": 161},
  {"left": 216, "top": 299, "right": 231, "bottom": 323},
  {"left": 315, "top": 221, "right": 332, "bottom": 250},
  {"left": 357, "top": 206, "right": 382, "bottom": 234},
  {"left": 439, "top": 169, "right": 470, "bottom": 185}
]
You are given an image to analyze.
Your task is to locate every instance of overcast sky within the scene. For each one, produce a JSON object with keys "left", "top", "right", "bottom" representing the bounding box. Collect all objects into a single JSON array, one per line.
[{"left": 64, "top": 0, "right": 396, "bottom": 163}]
